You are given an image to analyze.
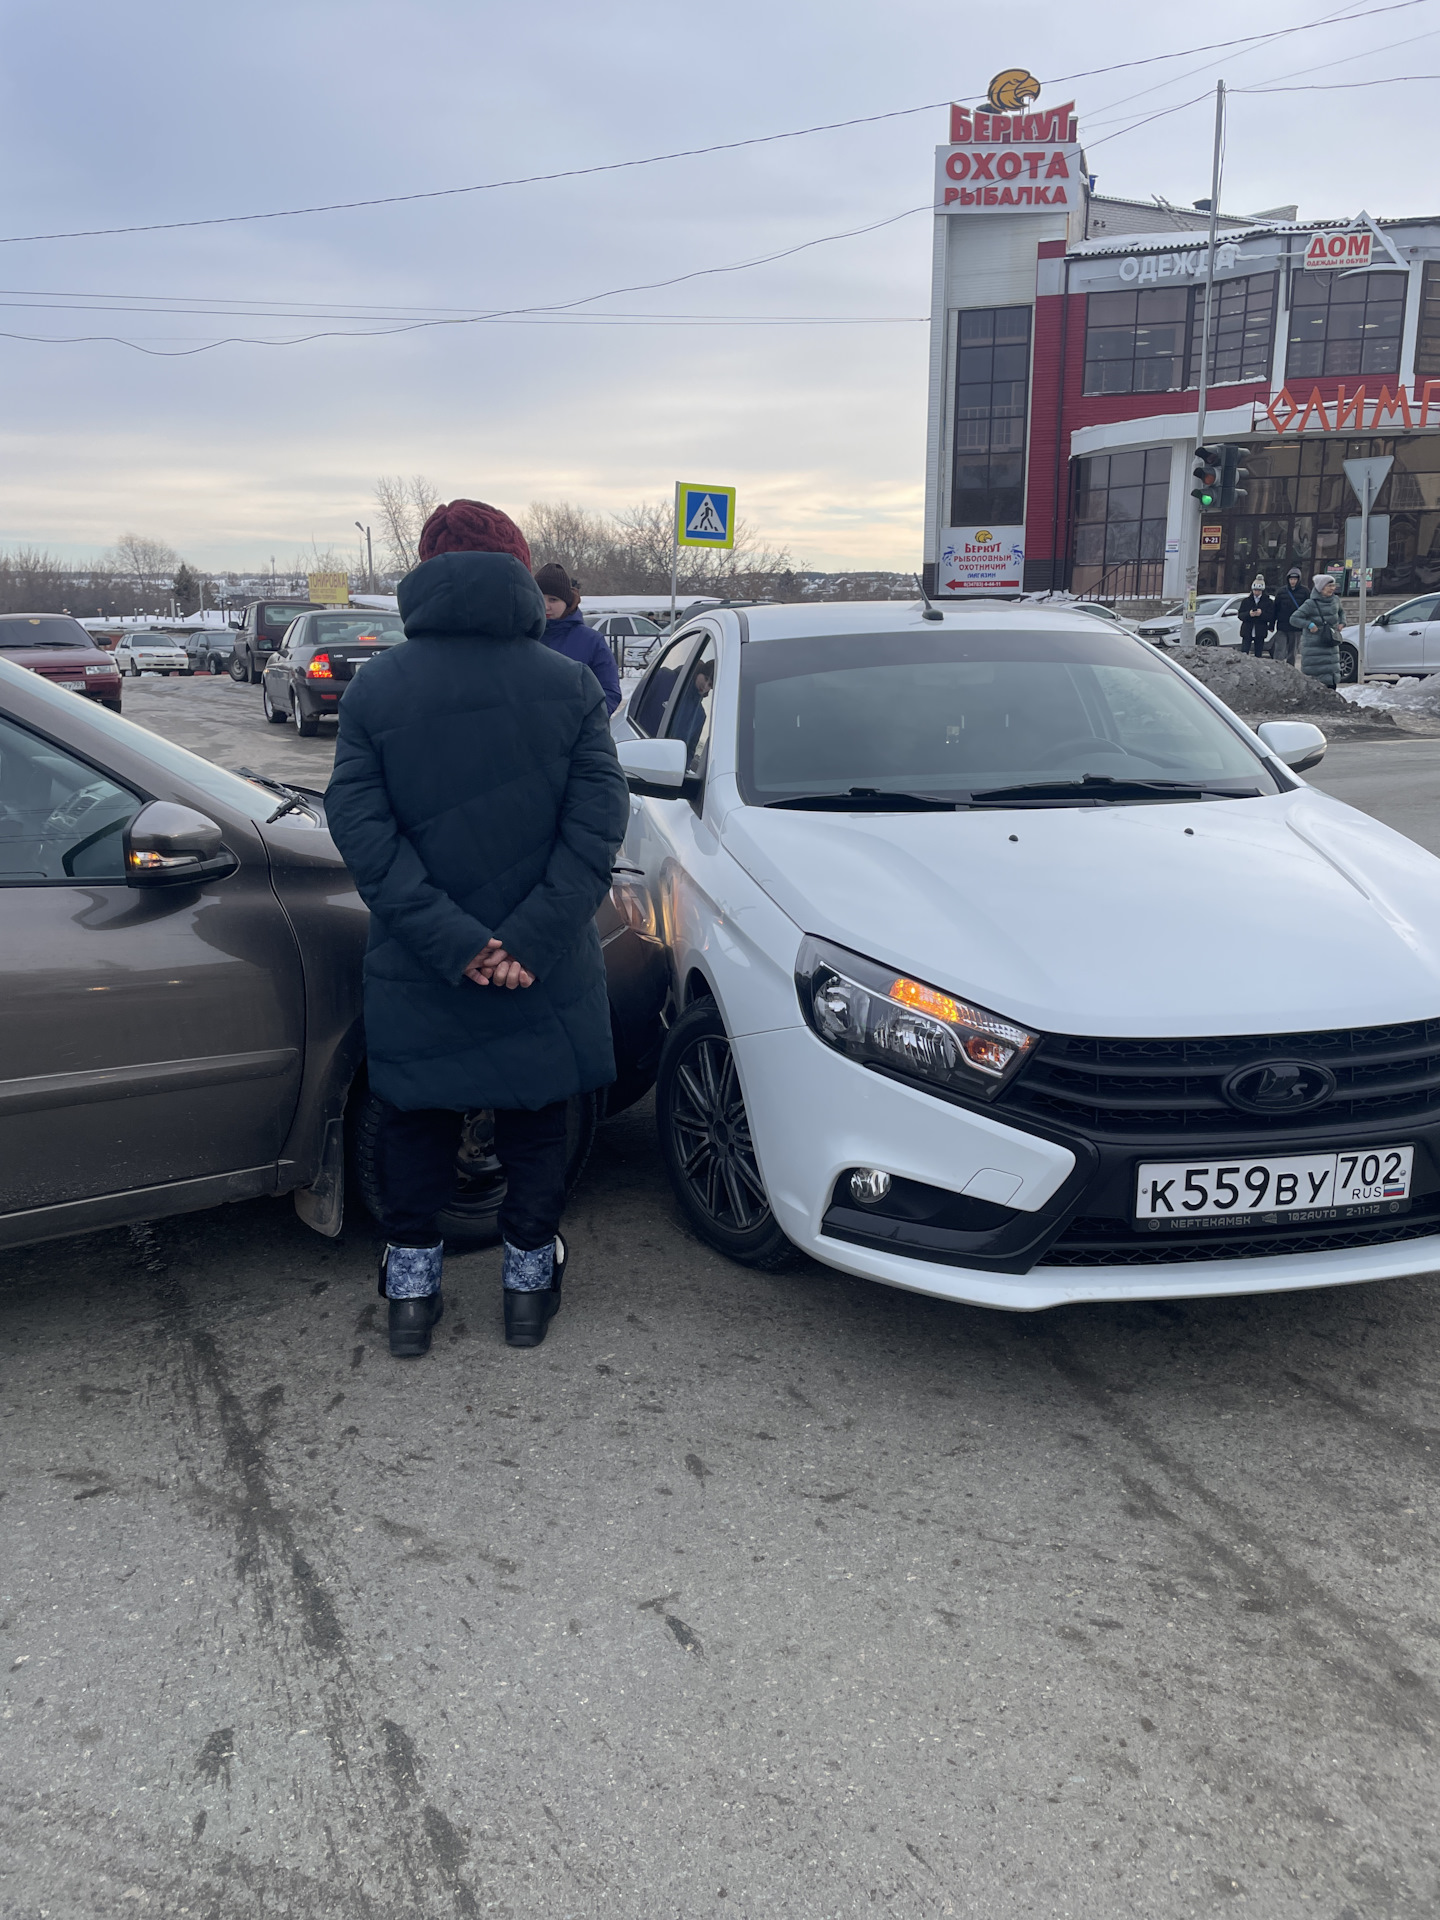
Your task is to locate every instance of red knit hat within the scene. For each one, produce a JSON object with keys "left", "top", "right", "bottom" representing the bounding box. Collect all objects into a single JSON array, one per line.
[{"left": 417, "top": 498, "right": 532, "bottom": 568}]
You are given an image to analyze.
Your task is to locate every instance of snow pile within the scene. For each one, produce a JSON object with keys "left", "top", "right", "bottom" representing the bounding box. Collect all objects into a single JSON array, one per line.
[
  {"left": 1340, "top": 673, "right": 1440, "bottom": 715},
  {"left": 1165, "top": 647, "right": 1385, "bottom": 721}
]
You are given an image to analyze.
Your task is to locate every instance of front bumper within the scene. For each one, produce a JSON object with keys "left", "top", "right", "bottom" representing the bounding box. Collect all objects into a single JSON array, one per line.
[{"left": 731, "top": 1023, "right": 1440, "bottom": 1310}]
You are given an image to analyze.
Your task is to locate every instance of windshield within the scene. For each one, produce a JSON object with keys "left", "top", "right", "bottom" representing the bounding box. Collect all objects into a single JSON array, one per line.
[
  {"left": 309, "top": 613, "right": 406, "bottom": 645},
  {"left": 1195, "top": 597, "right": 1229, "bottom": 615},
  {"left": 0, "top": 616, "right": 100, "bottom": 651},
  {"left": 737, "top": 628, "right": 1279, "bottom": 807}
]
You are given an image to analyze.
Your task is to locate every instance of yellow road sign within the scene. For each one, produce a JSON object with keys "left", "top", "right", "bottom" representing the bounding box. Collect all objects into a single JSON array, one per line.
[{"left": 675, "top": 483, "right": 736, "bottom": 550}]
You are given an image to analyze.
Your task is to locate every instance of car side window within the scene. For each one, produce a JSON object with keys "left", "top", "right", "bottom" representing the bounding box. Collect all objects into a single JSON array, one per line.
[
  {"left": 0, "top": 714, "right": 141, "bottom": 884},
  {"left": 629, "top": 632, "right": 699, "bottom": 737},
  {"left": 664, "top": 639, "right": 717, "bottom": 783},
  {"left": 1397, "top": 596, "right": 1440, "bottom": 622}
]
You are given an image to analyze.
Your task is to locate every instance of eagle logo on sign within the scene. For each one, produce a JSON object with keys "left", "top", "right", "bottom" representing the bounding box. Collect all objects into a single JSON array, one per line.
[{"left": 986, "top": 69, "right": 1041, "bottom": 112}]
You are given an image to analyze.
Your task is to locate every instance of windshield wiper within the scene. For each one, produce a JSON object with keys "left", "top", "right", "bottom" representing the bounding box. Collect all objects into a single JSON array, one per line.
[
  {"left": 967, "top": 775, "right": 1262, "bottom": 807},
  {"left": 765, "top": 787, "right": 958, "bottom": 812},
  {"left": 232, "top": 766, "right": 325, "bottom": 824}
]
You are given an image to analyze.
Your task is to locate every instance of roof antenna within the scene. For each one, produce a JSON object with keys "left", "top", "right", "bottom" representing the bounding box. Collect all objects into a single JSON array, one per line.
[{"left": 914, "top": 574, "right": 944, "bottom": 622}]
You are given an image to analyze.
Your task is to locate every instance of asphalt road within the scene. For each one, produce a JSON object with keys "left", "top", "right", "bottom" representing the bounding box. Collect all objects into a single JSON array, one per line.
[{"left": 4, "top": 678, "right": 1440, "bottom": 1919}]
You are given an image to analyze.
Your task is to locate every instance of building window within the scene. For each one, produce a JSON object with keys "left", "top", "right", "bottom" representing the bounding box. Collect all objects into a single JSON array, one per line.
[
  {"left": 1069, "top": 447, "right": 1171, "bottom": 595},
  {"left": 1414, "top": 261, "right": 1440, "bottom": 378},
  {"left": 1286, "top": 269, "right": 1406, "bottom": 379},
  {"left": 1082, "top": 275, "right": 1278, "bottom": 396},
  {"left": 1083, "top": 289, "right": 1186, "bottom": 395},
  {"left": 1188, "top": 273, "right": 1278, "bottom": 385},
  {"left": 950, "top": 306, "right": 1031, "bottom": 526}
]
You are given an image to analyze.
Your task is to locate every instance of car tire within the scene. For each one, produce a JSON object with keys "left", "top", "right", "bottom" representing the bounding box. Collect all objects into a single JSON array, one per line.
[
  {"left": 292, "top": 697, "right": 320, "bottom": 738},
  {"left": 229, "top": 653, "right": 251, "bottom": 682},
  {"left": 655, "top": 997, "right": 793, "bottom": 1270},
  {"left": 1338, "top": 643, "right": 1359, "bottom": 684},
  {"left": 262, "top": 683, "right": 288, "bottom": 724},
  {"left": 351, "top": 1087, "right": 599, "bottom": 1248},
  {"left": 1196, "top": 629, "right": 1219, "bottom": 647},
  {"left": 126, "top": 661, "right": 141, "bottom": 677}
]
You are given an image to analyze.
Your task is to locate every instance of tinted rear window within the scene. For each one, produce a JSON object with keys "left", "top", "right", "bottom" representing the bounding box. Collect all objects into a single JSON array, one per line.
[
  {"left": 261, "top": 604, "right": 311, "bottom": 627},
  {"left": 0, "top": 616, "right": 98, "bottom": 650},
  {"left": 309, "top": 613, "right": 406, "bottom": 646}
]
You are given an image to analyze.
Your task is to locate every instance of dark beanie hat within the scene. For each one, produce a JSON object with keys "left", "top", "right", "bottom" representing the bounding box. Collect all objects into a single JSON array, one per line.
[
  {"left": 534, "top": 561, "right": 580, "bottom": 613},
  {"left": 417, "top": 498, "right": 531, "bottom": 568}
]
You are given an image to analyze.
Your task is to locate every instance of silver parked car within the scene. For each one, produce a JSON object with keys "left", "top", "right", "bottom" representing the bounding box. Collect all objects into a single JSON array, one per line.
[{"left": 0, "top": 656, "right": 666, "bottom": 1252}]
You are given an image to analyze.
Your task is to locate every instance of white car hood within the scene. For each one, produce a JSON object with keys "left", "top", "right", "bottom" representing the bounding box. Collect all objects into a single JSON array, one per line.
[{"left": 721, "top": 791, "right": 1440, "bottom": 1037}]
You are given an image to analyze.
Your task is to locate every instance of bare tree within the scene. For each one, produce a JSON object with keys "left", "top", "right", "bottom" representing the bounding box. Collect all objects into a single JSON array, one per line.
[
  {"left": 517, "top": 497, "right": 799, "bottom": 598},
  {"left": 106, "top": 532, "right": 179, "bottom": 597},
  {"left": 373, "top": 475, "right": 442, "bottom": 575}
]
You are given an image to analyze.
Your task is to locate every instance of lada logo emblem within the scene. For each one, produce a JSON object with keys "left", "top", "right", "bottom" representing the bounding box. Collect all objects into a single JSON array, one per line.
[{"left": 1222, "top": 1060, "right": 1336, "bottom": 1115}]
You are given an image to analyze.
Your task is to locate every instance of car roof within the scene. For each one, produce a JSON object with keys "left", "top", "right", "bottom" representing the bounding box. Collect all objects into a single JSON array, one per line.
[{"left": 717, "top": 600, "right": 1145, "bottom": 644}]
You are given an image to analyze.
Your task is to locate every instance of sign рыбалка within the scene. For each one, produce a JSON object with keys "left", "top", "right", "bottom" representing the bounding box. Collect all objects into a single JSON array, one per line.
[
  {"left": 939, "top": 75, "right": 1081, "bottom": 216},
  {"left": 940, "top": 526, "right": 1024, "bottom": 592}
]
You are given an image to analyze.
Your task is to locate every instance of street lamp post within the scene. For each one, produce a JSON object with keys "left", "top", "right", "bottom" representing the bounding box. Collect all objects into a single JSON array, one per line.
[{"left": 355, "top": 522, "right": 373, "bottom": 594}]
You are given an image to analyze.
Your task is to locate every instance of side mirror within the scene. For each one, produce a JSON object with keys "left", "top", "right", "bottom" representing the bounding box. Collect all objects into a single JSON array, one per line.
[
  {"left": 124, "top": 801, "right": 238, "bottom": 887},
  {"left": 616, "top": 737, "right": 696, "bottom": 799},
  {"left": 1256, "top": 720, "right": 1327, "bottom": 775}
]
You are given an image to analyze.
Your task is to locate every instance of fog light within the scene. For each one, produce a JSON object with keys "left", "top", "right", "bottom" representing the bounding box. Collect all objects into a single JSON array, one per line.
[{"left": 850, "top": 1168, "right": 892, "bottom": 1206}]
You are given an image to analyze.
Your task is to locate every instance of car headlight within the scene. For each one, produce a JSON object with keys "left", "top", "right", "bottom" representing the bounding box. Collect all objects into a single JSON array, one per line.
[{"left": 795, "top": 936, "right": 1038, "bottom": 1100}]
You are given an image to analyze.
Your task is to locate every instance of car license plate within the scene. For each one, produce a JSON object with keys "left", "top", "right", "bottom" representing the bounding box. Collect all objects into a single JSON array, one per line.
[
  {"left": 1135, "top": 1145, "right": 1413, "bottom": 1229},
  {"left": 56, "top": 678, "right": 86, "bottom": 689}
]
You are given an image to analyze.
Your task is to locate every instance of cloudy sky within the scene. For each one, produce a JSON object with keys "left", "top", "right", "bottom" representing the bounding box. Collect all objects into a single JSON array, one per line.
[{"left": 1, "top": 0, "right": 1433, "bottom": 572}]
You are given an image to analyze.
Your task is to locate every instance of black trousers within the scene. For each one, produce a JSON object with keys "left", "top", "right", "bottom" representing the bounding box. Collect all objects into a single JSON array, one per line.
[
  {"left": 371, "top": 1099, "right": 569, "bottom": 1251},
  {"left": 1239, "top": 628, "right": 1270, "bottom": 656}
]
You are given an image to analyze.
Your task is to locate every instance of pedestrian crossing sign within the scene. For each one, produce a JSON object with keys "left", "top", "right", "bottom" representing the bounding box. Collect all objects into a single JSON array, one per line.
[{"left": 675, "top": 482, "right": 736, "bottom": 550}]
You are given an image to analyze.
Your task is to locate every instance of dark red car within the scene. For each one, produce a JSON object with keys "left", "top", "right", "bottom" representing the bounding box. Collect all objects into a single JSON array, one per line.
[{"left": 0, "top": 614, "right": 123, "bottom": 712}]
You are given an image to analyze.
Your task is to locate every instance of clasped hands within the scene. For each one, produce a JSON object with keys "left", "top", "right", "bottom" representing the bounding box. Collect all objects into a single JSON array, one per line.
[{"left": 463, "top": 938, "right": 534, "bottom": 990}]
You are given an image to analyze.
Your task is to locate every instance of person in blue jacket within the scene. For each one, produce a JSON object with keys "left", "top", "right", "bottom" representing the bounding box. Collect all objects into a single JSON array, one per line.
[
  {"left": 324, "top": 499, "right": 629, "bottom": 1358},
  {"left": 534, "top": 562, "right": 623, "bottom": 714}
]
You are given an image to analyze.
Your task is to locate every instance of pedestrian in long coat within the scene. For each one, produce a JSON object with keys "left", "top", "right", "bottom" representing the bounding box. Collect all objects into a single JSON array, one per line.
[
  {"left": 1237, "top": 576, "right": 1276, "bottom": 657},
  {"left": 324, "top": 498, "right": 630, "bottom": 1356},
  {"left": 1273, "top": 566, "right": 1307, "bottom": 667},
  {"left": 1289, "top": 573, "right": 1345, "bottom": 687}
]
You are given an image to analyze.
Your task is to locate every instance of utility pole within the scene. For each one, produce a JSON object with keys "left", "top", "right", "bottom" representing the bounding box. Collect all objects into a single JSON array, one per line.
[
  {"left": 1180, "top": 81, "right": 1225, "bottom": 651},
  {"left": 355, "top": 521, "right": 373, "bottom": 593}
]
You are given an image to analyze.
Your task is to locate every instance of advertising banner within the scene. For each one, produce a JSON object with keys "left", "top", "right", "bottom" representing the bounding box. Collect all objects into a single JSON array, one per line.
[
  {"left": 940, "top": 527, "right": 1025, "bottom": 592},
  {"left": 308, "top": 572, "right": 349, "bottom": 604}
]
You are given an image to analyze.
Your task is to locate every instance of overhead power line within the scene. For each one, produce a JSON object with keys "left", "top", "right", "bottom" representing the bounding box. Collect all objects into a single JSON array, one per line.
[{"left": 0, "top": 0, "right": 1425, "bottom": 247}]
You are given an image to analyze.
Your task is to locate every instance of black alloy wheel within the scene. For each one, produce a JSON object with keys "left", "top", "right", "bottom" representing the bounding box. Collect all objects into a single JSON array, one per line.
[
  {"left": 1338, "top": 643, "right": 1359, "bottom": 684},
  {"left": 262, "top": 681, "right": 288, "bottom": 724},
  {"left": 352, "top": 1088, "right": 599, "bottom": 1247},
  {"left": 229, "top": 652, "right": 251, "bottom": 682},
  {"left": 656, "top": 997, "right": 791, "bottom": 1269},
  {"left": 292, "top": 693, "right": 320, "bottom": 738}
]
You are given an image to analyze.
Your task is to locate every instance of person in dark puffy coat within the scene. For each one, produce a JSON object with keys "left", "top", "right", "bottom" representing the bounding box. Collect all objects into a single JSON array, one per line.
[
  {"left": 1273, "top": 566, "right": 1306, "bottom": 667},
  {"left": 1289, "top": 572, "right": 1345, "bottom": 687},
  {"left": 534, "top": 561, "right": 622, "bottom": 714},
  {"left": 1237, "top": 576, "right": 1276, "bottom": 657},
  {"left": 324, "top": 498, "right": 629, "bottom": 1357}
]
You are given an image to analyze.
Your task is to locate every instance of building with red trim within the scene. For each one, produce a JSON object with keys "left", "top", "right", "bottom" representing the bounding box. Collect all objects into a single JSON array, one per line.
[{"left": 922, "top": 96, "right": 1440, "bottom": 601}]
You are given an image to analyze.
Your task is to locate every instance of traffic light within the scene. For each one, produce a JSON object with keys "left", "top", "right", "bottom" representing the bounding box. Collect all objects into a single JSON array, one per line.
[
  {"left": 1192, "top": 446, "right": 1221, "bottom": 508},
  {"left": 1219, "top": 443, "right": 1249, "bottom": 510}
]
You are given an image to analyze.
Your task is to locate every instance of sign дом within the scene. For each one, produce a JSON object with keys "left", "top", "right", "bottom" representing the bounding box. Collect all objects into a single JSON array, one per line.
[
  {"left": 940, "top": 526, "right": 1025, "bottom": 592},
  {"left": 939, "top": 72, "right": 1081, "bottom": 216},
  {"left": 1305, "top": 230, "right": 1373, "bottom": 269}
]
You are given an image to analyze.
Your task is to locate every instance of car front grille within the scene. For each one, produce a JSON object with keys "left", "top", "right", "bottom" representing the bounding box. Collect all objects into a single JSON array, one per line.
[{"left": 997, "top": 1019, "right": 1440, "bottom": 1138}]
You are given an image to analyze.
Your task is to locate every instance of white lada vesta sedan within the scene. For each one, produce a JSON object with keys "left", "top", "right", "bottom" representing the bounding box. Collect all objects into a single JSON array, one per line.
[{"left": 611, "top": 602, "right": 1440, "bottom": 1311}]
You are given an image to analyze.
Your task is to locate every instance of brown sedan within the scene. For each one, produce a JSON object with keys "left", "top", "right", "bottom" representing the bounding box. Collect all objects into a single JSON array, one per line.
[{"left": 0, "top": 655, "right": 666, "bottom": 1252}]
